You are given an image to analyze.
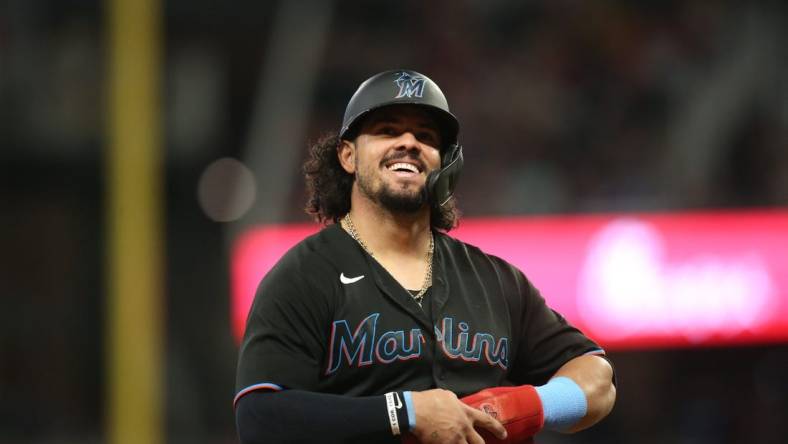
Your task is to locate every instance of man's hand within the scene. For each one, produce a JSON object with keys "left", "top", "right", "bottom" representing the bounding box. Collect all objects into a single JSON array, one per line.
[
  {"left": 460, "top": 385, "right": 544, "bottom": 443},
  {"left": 408, "top": 389, "right": 508, "bottom": 444}
]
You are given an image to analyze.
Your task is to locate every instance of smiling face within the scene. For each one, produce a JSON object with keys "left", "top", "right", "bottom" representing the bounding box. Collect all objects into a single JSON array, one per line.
[{"left": 340, "top": 105, "right": 443, "bottom": 214}]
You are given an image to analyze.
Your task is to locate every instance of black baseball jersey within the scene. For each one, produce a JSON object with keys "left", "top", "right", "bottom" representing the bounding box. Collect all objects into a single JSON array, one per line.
[{"left": 235, "top": 223, "right": 603, "bottom": 404}]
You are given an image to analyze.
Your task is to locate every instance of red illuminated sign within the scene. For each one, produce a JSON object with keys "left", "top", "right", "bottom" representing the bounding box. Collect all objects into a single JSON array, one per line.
[{"left": 231, "top": 210, "right": 788, "bottom": 349}]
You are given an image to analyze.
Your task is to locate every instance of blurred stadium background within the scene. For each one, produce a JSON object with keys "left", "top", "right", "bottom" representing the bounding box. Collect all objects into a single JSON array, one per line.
[{"left": 1, "top": 0, "right": 786, "bottom": 443}]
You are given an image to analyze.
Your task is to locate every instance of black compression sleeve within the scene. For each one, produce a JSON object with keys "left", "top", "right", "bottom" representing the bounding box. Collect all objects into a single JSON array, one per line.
[{"left": 235, "top": 390, "right": 411, "bottom": 444}]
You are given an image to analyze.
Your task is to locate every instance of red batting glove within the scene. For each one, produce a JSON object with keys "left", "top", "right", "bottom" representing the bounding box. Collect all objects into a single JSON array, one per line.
[{"left": 460, "top": 385, "right": 544, "bottom": 444}]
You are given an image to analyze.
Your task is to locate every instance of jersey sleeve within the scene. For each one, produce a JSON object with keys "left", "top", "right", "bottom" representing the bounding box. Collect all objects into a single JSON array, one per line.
[
  {"left": 235, "top": 254, "right": 333, "bottom": 404},
  {"left": 508, "top": 272, "right": 605, "bottom": 386}
]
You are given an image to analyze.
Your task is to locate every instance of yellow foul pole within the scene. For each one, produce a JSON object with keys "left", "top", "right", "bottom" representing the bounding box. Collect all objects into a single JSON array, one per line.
[{"left": 106, "top": 1, "right": 164, "bottom": 444}]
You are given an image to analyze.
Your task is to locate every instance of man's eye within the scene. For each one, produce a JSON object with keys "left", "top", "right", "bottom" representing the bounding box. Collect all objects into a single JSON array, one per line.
[
  {"left": 418, "top": 132, "right": 438, "bottom": 144},
  {"left": 379, "top": 126, "right": 397, "bottom": 136}
]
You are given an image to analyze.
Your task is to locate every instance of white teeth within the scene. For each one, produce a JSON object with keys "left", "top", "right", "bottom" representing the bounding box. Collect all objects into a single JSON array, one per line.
[{"left": 387, "top": 162, "right": 419, "bottom": 173}]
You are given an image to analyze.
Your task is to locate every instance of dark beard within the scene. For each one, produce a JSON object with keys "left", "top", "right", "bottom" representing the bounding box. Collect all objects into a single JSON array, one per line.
[
  {"left": 378, "top": 183, "right": 427, "bottom": 213},
  {"left": 357, "top": 172, "right": 428, "bottom": 213}
]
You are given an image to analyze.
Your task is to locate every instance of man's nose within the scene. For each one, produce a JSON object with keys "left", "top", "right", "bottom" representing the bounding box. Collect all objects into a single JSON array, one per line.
[{"left": 395, "top": 131, "right": 421, "bottom": 151}]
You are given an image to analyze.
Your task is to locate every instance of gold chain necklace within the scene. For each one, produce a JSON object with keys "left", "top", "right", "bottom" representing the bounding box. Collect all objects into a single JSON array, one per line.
[{"left": 341, "top": 213, "right": 433, "bottom": 306}]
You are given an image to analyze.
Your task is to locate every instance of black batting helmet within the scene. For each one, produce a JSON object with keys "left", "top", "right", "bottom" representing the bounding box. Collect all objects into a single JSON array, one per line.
[{"left": 339, "top": 69, "right": 464, "bottom": 209}]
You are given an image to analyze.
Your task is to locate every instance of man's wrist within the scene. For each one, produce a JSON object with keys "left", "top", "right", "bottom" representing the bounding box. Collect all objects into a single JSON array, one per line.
[
  {"left": 384, "top": 392, "right": 402, "bottom": 435},
  {"left": 535, "top": 377, "right": 587, "bottom": 432},
  {"left": 403, "top": 391, "right": 416, "bottom": 430},
  {"left": 384, "top": 391, "right": 413, "bottom": 436}
]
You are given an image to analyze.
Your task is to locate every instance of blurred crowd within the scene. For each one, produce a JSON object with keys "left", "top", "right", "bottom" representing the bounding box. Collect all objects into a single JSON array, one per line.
[
  {"left": 1, "top": 1, "right": 785, "bottom": 443},
  {"left": 304, "top": 1, "right": 786, "bottom": 219}
]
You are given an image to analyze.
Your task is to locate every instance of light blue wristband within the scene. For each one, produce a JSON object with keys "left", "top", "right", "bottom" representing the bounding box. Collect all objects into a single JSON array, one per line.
[
  {"left": 534, "top": 377, "right": 587, "bottom": 431},
  {"left": 403, "top": 391, "right": 417, "bottom": 430}
]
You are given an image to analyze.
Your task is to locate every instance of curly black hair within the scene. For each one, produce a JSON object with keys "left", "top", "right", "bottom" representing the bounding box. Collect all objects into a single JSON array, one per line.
[{"left": 303, "top": 132, "right": 460, "bottom": 231}]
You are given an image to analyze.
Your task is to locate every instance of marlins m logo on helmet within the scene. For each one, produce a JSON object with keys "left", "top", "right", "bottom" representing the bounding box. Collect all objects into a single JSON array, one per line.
[{"left": 394, "top": 72, "right": 426, "bottom": 98}]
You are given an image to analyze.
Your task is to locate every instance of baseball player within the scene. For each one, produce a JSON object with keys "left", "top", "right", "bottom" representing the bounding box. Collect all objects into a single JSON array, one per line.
[{"left": 235, "top": 70, "right": 616, "bottom": 444}]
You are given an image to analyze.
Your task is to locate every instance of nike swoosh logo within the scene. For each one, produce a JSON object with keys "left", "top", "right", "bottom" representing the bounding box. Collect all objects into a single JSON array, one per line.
[
  {"left": 393, "top": 392, "right": 402, "bottom": 409},
  {"left": 340, "top": 273, "right": 365, "bottom": 284}
]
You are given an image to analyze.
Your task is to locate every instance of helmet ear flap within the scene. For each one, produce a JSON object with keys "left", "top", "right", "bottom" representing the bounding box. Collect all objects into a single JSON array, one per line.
[{"left": 427, "top": 143, "right": 463, "bottom": 208}]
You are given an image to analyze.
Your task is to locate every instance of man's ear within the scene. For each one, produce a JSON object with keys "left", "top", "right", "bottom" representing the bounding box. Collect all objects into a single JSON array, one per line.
[{"left": 338, "top": 139, "right": 356, "bottom": 174}]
